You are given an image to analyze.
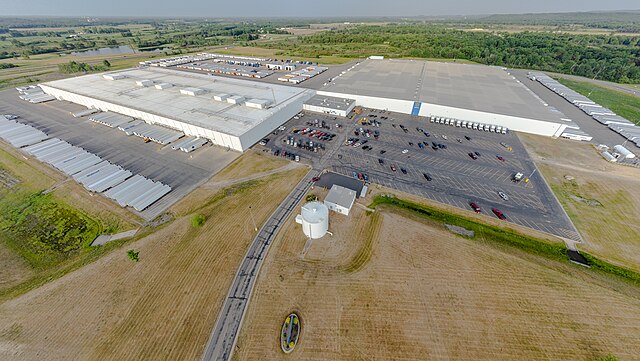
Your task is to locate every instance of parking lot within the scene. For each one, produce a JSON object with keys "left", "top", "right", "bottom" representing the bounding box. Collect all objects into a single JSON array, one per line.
[
  {"left": 263, "top": 111, "right": 350, "bottom": 168},
  {"left": 269, "top": 108, "right": 581, "bottom": 242},
  {"left": 0, "top": 89, "right": 239, "bottom": 220}
]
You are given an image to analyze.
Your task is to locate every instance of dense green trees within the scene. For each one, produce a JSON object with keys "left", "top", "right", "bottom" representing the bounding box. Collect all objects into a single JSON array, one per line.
[
  {"left": 58, "top": 61, "right": 108, "bottom": 73},
  {"left": 265, "top": 25, "right": 640, "bottom": 83}
]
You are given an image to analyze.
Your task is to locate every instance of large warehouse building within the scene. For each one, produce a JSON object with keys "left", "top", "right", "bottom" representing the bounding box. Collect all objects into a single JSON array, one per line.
[
  {"left": 40, "top": 67, "right": 315, "bottom": 151},
  {"left": 318, "top": 58, "right": 570, "bottom": 137}
]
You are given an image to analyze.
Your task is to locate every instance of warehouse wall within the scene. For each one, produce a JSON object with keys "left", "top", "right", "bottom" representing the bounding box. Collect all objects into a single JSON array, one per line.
[
  {"left": 41, "top": 85, "right": 246, "bottom": 151},
  {"left": 239, "top": 89, "right": 315, "bottom": 150},
  {"left": 302, "top": 102, "right": 355, "bottom": 117},
  {"left": 316, "top": 90, "right": 566, "bottom": 137}
]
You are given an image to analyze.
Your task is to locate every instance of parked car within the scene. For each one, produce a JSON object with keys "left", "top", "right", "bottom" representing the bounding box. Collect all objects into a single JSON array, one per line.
[
  {"left": 498, "top": 191, "right": 509, "bottom": 201},
  {"left": 469, "top": 202, "right": 481, "bottom": 213},
  {"left": 390, "top": 164, "right": 397, "bottom": 172},
  {"left": 402, "top": 149, "right": 409, "bottom": 154},
  {"left": 474, "top": 151, "right": 481, "bottom": 157},
  {"left": 496, "top": 155, "right": 505, "bottom": 162},
  {"left": 492, "top": 208, "right": 507, "bottom": 220},
  {"left": 464, "top": 135, "right": 472, "bottom": 141},
  {"left": 378, "top": 158, "right": 385, "bottom": 165},
  {"left": 400, "top": 168, "right": 407, "bottom": 174},
  {"left": 468, "top": 152, "right": 478, "bottom": 160},
  {"left": 311, "top": 176, "right": 320, "bottom": 182},
  {"left": 423, "top": 173, "right": 432, "bottom": 181}
]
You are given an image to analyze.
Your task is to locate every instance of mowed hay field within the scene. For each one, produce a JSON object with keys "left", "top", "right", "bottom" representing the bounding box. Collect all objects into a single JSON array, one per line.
[
  {"left": 0, "top": 159, "right": 308, "bottom": 360},
  {"left": 519, "top": 134, "right": 640, "bottom": 272},
  {"left": 234, "top": 204, "right": 640, "bottom": 360}
]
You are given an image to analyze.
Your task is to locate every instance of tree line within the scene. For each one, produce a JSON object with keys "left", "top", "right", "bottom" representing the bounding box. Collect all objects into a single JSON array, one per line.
[{"left": 263, "top": 25, "right": 640, "bottom": 83}]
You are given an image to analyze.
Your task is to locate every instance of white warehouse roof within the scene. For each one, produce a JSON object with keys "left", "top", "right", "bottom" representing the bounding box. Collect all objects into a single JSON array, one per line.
[{"left": 40, "top": 67, "right": 315, "bottom": 151}]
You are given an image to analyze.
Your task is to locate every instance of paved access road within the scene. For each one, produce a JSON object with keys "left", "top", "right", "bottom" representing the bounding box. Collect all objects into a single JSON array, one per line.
[
  {"left": 201, "top": 170, "right": 316, "bottom": 361},
  {"left": 202, "top": 113, "right": 348, "bottom": 361},
  {"left": 510, "top": 70, "right": 633, "bottom": 147}
]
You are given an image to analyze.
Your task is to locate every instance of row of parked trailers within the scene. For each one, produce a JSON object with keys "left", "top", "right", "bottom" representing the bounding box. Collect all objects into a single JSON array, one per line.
[
  {"left": 177, "top": 62, "right": 274, "bottom": 79},
  {"left": 86, "top": 112, "right": 184, "bottom": 145},
  {"left": 529, "top": 72, "right": 640, "bottom": 148},
  {"left": 277, "top": 66, "right": 328, "bottom": 84},
  {"left": 0, "top": 116, "right": 48, "bottom": 147},
  {"left": 16, "top": 85, "right": 55, "bottom": 104},
  {"left": 0, "top": 116, "right": 171, "bottom": 212},
  {"left": 429, "top": 116, "right": 508, "bottom": 134}
]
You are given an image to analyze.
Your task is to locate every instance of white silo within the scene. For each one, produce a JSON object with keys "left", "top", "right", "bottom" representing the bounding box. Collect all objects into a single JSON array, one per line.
[{"left": 295, "top": 201, "right": 329, "bottom": 239}]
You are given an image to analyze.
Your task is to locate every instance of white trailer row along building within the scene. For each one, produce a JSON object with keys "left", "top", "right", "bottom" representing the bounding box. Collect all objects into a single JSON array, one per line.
[
  {"left": 0, "top": 116, "right": 171, "bottom": 212},
  {"left": 530, "top": 72, "right": 639, "bottom": 147}
]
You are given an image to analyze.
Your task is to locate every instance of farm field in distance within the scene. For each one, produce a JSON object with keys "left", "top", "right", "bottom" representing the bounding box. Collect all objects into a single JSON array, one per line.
[{"left": 234, "top": 192, "right": 640, "bottom": 360}]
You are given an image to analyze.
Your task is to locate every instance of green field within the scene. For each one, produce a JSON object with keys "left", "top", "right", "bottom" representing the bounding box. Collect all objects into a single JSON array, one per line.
[{"left": 556, "top": 77, "right": 640, "bottom": 125}]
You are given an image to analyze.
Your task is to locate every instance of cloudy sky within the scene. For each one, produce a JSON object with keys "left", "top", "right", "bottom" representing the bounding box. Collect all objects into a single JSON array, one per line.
[{"left": 2, "top": 0, "right": 638, "bottom": 17}]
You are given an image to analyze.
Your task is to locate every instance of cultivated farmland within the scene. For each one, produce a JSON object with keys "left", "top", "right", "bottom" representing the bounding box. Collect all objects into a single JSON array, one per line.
[{"left": 233, "top": 203, "right": 640, "bottom": 360}]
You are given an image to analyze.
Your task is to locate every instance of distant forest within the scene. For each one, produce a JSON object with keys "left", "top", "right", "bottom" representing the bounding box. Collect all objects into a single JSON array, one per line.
[
  {"left": 470, "top": 10, "right": 640, "bottom": 33},
  {"left": 261, "top": 25, "right": 640, "bottom": 83}
]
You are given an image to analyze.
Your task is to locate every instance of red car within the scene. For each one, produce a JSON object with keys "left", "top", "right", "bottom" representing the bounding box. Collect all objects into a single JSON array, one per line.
[
  {"left": 310, "top": 176, "right": 320, "bottom": 182},
  {"left": 469, "top": 202, "right": 481, "bottom": 213},
  {"left": 496, "top": 155, "right": 505, "bottom": 162},
  {"left": 492, "top": 208, "right": 506, "bottom": 220},
  {"left": 390, "top": 164, "right": 397, "bottom": 172}
]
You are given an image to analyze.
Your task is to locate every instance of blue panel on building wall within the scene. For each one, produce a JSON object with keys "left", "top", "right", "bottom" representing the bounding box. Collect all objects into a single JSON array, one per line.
[{"left": 411, "top": 102, "right": 422, "bottom": 116}]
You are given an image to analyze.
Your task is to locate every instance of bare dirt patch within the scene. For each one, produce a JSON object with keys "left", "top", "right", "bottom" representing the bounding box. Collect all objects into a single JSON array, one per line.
[
  {"left": 234, "top": 204, "right": 640, "bottom": 360},
  {"left": 0, "top": 166, "right": 307, "bottom": 360},
  {"left": 520, "top": 134, "right": 640, "bottom": 272}
]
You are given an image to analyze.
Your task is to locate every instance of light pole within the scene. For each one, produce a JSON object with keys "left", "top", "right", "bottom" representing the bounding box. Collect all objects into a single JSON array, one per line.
[{"left": 248, "top": 206, "right": 258, "bottom": 232}]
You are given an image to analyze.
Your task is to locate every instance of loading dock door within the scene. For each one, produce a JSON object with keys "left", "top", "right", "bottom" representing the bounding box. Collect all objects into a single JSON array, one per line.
[{"left": 411, "top": 102, "right": 422, "bottom": 116}]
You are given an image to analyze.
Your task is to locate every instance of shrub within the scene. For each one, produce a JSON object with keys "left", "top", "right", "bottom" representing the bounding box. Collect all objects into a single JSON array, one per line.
[
  {"left": 127, "top": 249, "right": 139, "bottom": 262},
  {"left": 192, "top": 214, "right": 206, "bottom": 228}
]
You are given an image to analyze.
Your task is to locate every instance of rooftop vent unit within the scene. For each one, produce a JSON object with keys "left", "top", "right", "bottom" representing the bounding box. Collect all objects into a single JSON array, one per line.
[
  {"left": 136, "top": 80, "right": 154, "bottom": 87},
  {"left": 103, "top": 74, "right": 126, "bottom": 80},
  {"left": 213, "top": 93, "right": 230, "bottom": 102},
  {"left": 226, "top": 95, "right": 245, "bottom": 105},
  {"left": 154, "top": 83, "right": 173, "bottom": 90},
  {"left": 245, "top": 99, "right": 272, "bottom": 109},
  {"left": 180, "top": 87, "right": 206, "bottom": 96}
]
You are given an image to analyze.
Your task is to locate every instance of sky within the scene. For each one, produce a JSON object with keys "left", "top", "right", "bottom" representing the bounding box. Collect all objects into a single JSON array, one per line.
[{"left": 1, "top": 0, "right": 638, "bottom": 17}]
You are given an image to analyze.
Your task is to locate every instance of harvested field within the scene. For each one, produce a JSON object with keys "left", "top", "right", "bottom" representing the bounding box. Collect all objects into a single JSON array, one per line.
[
  {"left": 214, "top": 149, "right": 291, "bottom": 182},
  {"left": 234, "top": 203, "right": 640, "bottom": 361},
  {"left": 520, "top": 134, "right": 640, "bottom": 272},
  {"left": 0, "top": 164, "right": 307, "bottom": 360},
  {"left": 0, "top": 243, "right": 33, "bottom": 292}
]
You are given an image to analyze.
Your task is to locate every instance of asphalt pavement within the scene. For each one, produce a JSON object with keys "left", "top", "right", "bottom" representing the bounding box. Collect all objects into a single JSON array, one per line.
[{"left": 0, "top": 90, "right": 238, "bottom": 220}]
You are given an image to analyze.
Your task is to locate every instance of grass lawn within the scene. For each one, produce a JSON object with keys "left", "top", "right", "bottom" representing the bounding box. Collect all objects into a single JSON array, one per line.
[{"left": 556, "top": 77, "right": 640, "bottom": 125}]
